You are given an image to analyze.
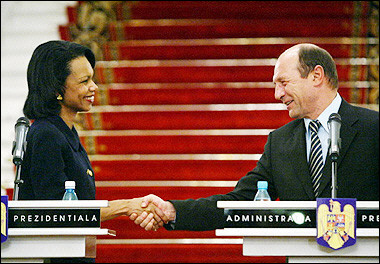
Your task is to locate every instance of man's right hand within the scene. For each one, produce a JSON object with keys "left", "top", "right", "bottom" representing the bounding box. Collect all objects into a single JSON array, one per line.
[{"left": 129, "top": 194, "right": 176, "bottom": 231}]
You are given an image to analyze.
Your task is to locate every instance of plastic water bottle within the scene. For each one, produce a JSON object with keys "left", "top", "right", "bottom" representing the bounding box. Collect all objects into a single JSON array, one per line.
[
  {"left": 62, "top": 181, "right": 78, "bottom": 200},
  {"left": 254, "top": 181, "right": 271, "bottom": 201}
]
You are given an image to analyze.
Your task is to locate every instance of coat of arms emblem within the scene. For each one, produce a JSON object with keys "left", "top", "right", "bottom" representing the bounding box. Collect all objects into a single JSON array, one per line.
[
  {"left": 1, "top": 195, "right": 8, "bottom": 243},
  {"left": 316, "top": 198, "right": 356, "bottom": 250}
]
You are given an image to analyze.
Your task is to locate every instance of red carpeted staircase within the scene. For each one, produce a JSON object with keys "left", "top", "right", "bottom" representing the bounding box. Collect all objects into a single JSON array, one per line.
[{"left": 56, "top": 1, "right": 377, "bottom": 263}]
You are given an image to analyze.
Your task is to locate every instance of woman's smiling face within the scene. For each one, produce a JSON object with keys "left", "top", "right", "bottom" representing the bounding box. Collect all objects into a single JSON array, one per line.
[{"left": 60, "top": 56, "right": 98, "bottom": 114}]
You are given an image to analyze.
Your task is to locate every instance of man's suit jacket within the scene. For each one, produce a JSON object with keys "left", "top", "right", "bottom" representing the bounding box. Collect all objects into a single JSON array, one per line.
[{"left": 168, "top": 100, "right": 379, "bottom": 231}]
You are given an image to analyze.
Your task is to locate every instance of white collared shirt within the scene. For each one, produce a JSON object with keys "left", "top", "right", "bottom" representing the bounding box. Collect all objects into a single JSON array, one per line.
[{"left": 304, "top": 93, "right": 342, "bottom": 164}]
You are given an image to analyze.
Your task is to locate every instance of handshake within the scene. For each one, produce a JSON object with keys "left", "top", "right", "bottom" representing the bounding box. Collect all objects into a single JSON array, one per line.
[{"left": 127, "top": 194, "right": 176, "bottom": 231}]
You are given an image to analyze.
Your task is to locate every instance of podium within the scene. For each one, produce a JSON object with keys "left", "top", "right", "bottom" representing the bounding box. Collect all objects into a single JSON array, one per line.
[
  {"left": 1, "top": 200, "right": 114, "bottom": 263},
  {"left": 216, "top": 201, "right": 379, "bottom": 263}
]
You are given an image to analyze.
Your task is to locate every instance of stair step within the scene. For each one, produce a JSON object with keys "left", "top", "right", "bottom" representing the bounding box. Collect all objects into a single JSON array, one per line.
[
  {"left": 59, "top": 17, "right": 366, "bottom": 41},
  {"left": 92, "top": 82, "right": 370, "bottom": 105},
  {"left": 67, "top": 1, "right": 360, "bottom": 22},
  {"left": 103, "top": 40, "right": 371, "bottom": 60},
  {"left": 124, "top": 1, "right": 356, "bottom": 20},
  {"left": 94, "top": 60, "right": 370, "bottom": 84},
  {"left": 95, "top": 186, "right": 235, "bottom": 201},
  {"left": 107, "top": 18, "right": 362, "bottom": 40},
  {"left": 78, "top": 108, "right": 292, "bottom": 130},
  {"left": 91, "top": 159, "right": 257, "bottom": 181},
  {"left": 96, "top": 244, "right": 286, "bottom": 263},
  {"left": 80, "top": 134, "right": 268, "bottom": 155},
  {"left": 95, "top": 82, "right": 278, "bottom": 105}
]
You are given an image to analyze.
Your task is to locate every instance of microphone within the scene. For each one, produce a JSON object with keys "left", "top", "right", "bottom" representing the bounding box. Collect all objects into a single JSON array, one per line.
[
  {"left": 12, "top": 117, "right": 30, "bottom": 165},
  {"left": 328, "top": 113, "right": 342, "bottom": 161}
]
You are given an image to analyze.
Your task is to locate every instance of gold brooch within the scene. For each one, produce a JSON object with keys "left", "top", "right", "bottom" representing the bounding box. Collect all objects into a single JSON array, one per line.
[{"left": 87, "top": 169, "right": 93, "bottom": 177}]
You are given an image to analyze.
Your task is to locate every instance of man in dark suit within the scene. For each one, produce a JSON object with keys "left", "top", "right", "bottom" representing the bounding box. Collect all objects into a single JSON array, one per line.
[{"left": 131, "top": 43, "right": 379, "bottom": 231}]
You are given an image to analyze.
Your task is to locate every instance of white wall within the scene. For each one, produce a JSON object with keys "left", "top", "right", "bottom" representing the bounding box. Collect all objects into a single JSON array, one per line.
[{"left": 1, "top": 1, "right": 77, "bottom": 195}]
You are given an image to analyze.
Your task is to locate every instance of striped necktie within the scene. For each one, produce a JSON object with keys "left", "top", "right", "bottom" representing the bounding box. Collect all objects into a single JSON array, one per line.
[{"left": 309, "top": 120, "right": 324, "bottom": 197}]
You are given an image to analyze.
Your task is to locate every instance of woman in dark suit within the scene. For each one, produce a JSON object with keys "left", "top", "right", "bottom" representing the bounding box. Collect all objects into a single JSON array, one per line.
[
  {"left": 20, "top": 40, "right": 98, "bottom": 202},
  {"left": 18, "top": 40, "right": 166, "bottom": 262}
]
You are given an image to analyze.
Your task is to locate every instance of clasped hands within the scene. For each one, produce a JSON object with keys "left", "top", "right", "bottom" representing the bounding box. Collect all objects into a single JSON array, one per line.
[{"left": 128, "top": 194, "right": 176, "bottom": 231}]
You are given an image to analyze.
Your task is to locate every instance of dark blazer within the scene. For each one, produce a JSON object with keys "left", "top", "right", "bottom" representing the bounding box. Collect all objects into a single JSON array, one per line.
[
  {"left": 168, "top": 100, "right": 379, "bottom": 231},
  {"left": 19, "top": 115, "right": 96, "bottom": 200}
]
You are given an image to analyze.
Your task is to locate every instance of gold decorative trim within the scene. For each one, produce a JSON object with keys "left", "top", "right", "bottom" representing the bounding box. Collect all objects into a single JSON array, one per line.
[
  {"left": 104, "top": 67, "right": 114, "bottom": 83},
  {"left": 110, "top": 42, "right": 119, "bottom": 60},
  {"left": 97, "top": 86, "right": 109, "bottom": 105},
  {"left": 91, "top": 112, "right": 103, "bottom": 130},
  {"left": 74, "top": 113, "right": 88, "bottom": 130},
  {"left": 116, "top": 22, "right": 125, "bottom": 40},
  {"left": 350, "top": 1, "right": 366, "bottom": 104},
  {"left": 83, "top": 136, "right": 97, "bottom": 155},
  {"left": 367, "top": 1, "right": 379, "bottom": 104}
]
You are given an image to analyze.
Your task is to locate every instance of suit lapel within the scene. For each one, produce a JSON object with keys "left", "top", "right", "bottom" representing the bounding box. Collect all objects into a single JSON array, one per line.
[
  {"left": 286, "top": 121, "right": 316, "bottom": 200},
  {"left": 337, "top": 100, "right": 358, "bottom": 166},
  {"left": 317, "top": 100, "right": 358, "bottom": 196}
]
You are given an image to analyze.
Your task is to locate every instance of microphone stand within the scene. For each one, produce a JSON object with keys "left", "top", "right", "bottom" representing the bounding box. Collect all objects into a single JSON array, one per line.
[
  {"left": 328, "top": 113, "right": 341, "bottom": 199},
  {"left": 330, "top": 153, "right": 338, "bottom": 198},
  {"left": 13, "top": 160, "right": 24, "bottom": 200},
  {"left": 328, "top": 138, "right": 341, "bottom": 199},
  {"left": 12, "top": 117, "right": 29, "bottom": 200}
]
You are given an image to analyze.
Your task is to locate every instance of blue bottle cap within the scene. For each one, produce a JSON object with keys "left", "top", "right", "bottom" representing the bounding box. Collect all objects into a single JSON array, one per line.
[{"left": 257, "top": 181, "right": 268, "bottom": 189}]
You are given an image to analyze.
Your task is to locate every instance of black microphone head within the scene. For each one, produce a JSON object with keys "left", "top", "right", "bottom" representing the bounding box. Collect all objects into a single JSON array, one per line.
[
  {"left": 15, "top": 117, "right": 30, "bottom": 128},
  {"left": 13, "top": 117, "right": 30, "bottom": 165},
  {"left": 328, "top": 113, "right": 341, "bottom": 123},
  {"left": 328, "top": 113, "right": 342, "bottom": 160}
]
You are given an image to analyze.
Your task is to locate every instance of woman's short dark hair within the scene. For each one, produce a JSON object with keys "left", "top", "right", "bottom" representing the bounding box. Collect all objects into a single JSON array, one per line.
[
  {"left": 23, "top": 40, "right": 96, "bottom": 119},
  {"left": 297, "top": 45, "right": 339, "bottom": 89}
]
